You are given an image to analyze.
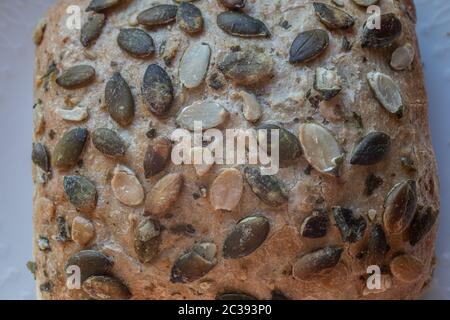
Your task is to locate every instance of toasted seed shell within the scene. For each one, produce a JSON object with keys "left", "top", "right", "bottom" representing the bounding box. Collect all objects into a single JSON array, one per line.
[
  {"left": 223, "top": 215, "right": 270, "bottom": 259},
  {"left": 86, "top": 0, "right": 120, "bottom": 12},
  {"left": 352, "top": 0, "right": 379, "bottom": 6},
  {"left": 314, "top": 67, "right": 342, "bottom": 100},
  {"left": 117, "top": 28, "right": 155, "bottom": 58},
  {"left": 82, "top": 276, "right": 131, "bottom": 300},
  {"left": 218, "top": 47, "right": 273, "bottom": 85},
  {"left": 367, "top": 71, "right": 403, "bottom": 117},
  {"left": 217, "top": 11, "right": 270, "bottom": 37},
  {"left": 134, "top": 218, "right": 161, "bottom": 263},
  {"left": 71, "top": 216, "right": 95, "bottom": 246},
  {"left": 56, "top": 65, "right": 96, "bottom": 89},
  {"left": 142, "top": 64, "right": 174, "bottom": 117},
  {"left": 390, "top": 43, "right": 415, "bottom": 71},
  {"left": 176, "top": 101, "right": 229, "bottom": 131},
  {"left": 300, "top": 209, "right": 329, "bottom": 238},
  {"left": 293, "top": 246, "right": 343, "bottom": 281},
  {"left": 144, "top": 137, "right": 172, "bottom": 178},
  {"left": 111, "top": 165, "right": 145, "bottom": 206},
  {"left": 177, "top": 2, "right": 204, "bottom": 34},
  {"left": 52, "top": 128, "right": 88, "bottom": 169},
  {"left": 408, "top": 206, "right": 438, "bottom": 246},
  {"left": 244, "top": 166, "right": 288, "bottom": 207},
  {"left": 366, "top": 224, "right": 389, "bottom": 265},
  {"left": 171, "top": 242, "right": 217, "bottom": 283},
  {"left": 383, "top": 180, "right": 417, "bottom": 234},
  {"left": 80, "top": 13, "right": 105, "bottom": 47},
  {"left": 333, "top": 206, "right": 367, "bottom": 243},
  {"left": 137, "top": 5, "right": 178, "bottom": 27},
  {"left": 105, "top": 72, "right": 135, "bottom": 126},
  {"left": 55, "top": 106, "right": 89, "bottom": 122},
  {"left": 257, "top": 124, "right": 302, "bottom": 161},
  {"left": 217, "top": 293, "right": 256, "bottom": 300},
  {"left": 209, "top": 168, "right": 243, "bottom": 211},
  {"left": 240, "top": 91, "right": 262, "bottom": 122},
  {"left": 92, "top": 128, "right": 126, "bottom": 157},
  {"left": 361, "top": 13, "right": 402, "bottom": 48},
  {"left": 350, "top": 132, "right": 391, "bottom": 166},
  {"left": 145, "top": 173, "right": 183, "bottom": 216},
  {"left": 289, "top": 29, "right": 329, "bottom": 64},
  {"left": 313, "top": 2, "right": 355, "bottom": 30},
  {"left": 32, "top": 143, "right": 50, "bottom": 172},
  {"left": 32, "top": 18, "right": 47, "bottom": 45},
  {"left": 390, "top": 254, "right": 424, "bottom": 283},
  {"left": 64, "top": 175, "right": 98, "bottom": 213},
  {"left": 65, "top": 250, "right": 112, "bottom": 282},
  {"left": 179, "top": 43, "right": 211, "bottom": 89}
]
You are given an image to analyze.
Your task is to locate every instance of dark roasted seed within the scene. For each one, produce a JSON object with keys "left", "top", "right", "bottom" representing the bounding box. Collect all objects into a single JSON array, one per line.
[
  {"left": 105, "top": 72, "right": 135, "bottom": 126},
  {"left": 289, "top": 29, "right": 329, "bottom": 63},
  {"left": 244, "top": 166, "right": 288, "bottom": 207},
  {"left": 408, "top": 206, "right": 438, "bottom": 246},
  {"left": 401, "top": 156, "right": 417, "bottom": 172},
  {"left": 383, "top": 180, "right": 417, "bottom": 234},
  {"left": 293, "top": 246, "right": 343, "bottom": 280},
  {"left": 256, "top": 124, "right": 302, "bottom": 161},
  {"left": 144, "top": 137, "right": 172, "bottom": 178},
  {"left": 134, "top": 218, "right": 162, "bottom": 263},
  {"left": 313, "top": 2, "right": 355, "bottom": 29},
  {"left": 177, "top": 2, "right": 204, "bottom": 34},
  {"left": 141, "top": 64, "right": 174, "bottom": 116},
  {"left": 86, "top": 0, "right": 120, "bottom": 12},
  {"left": 82, "top": 275, "right": 131, "bottom": 300},
  {"left": 32, "top": 143, "right": 50, "bottom": 172},
  {"left": 56, "top": 65, "right": 96, "bottom": 89},
  {"left": 137, "top": 5, "right": 178, "bottom": 27},
  {"left": 271, "top": 290, "right": 290, "bottom": 300},
  {"left": 80, "top": 13, "right": 105, "bottom": 47},
  {"left": 63, "top": 175, "right": 98, "bottom": 213},
  {"left": 52, "top": 128, "right": 88, "bottom": 169},
  {"left": 117, "top": 28, "right": 155, "bottom": 58},
  {"left": 217, "top": 293, "right": 256, "bottom": 300},
  {"left": 218, "top": 0, "right": 246, "bottom": 9},
  {"left": 92, "top": 128, "right": 126, "bottom": 157},
  {"left": 366, "top": 224, "right": 389, "bottom": 265},
  {"left": 365, "top": 173, "right": 383, "bottom": 196},
  {"left": 300, "top": 209, "right": 329, "bottom": 238},
  {"left": 217, "top": 11, "right": 270, "bottom": 37},
  {"left": 65, "top": 250, "right": 113, "bottom": 282},
  {"left": 333, "top": 206, "right": 367, "bottom": 243},
  {"left": 361, "top": 13, "right": 402, "bottom": 48},
  {"left": 56, "top": 215, "right": 71, "bottom": 242},
  {"left": 350, "top": 132, "right": 391, "bottom": 166}
]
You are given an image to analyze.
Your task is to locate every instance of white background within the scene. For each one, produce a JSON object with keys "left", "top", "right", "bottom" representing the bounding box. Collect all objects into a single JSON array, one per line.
[{"left": 0, "top": 0, "right": 448, "bottom": 299}]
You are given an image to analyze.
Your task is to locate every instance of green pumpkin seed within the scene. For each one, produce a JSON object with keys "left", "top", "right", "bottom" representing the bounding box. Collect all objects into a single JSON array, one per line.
[
  {"left": 366, "top": 224, "right": 389, "bottom": 265},
  {"left": 65, "top": 250, "right": 113, "bottom": 282},
  {"left": 171, "top": 242, "right": 217, "bottom": 283},
  {"left": 56, "top": 65, "right": 96, "bottom": 89},
  {"left": 117, "top": 28, "right": 155, "bottom": 58},
  {"left": 383, "top": 180, "right": 417, "bottom": 234},
  {"left": 176, "top": 101, "right": 229, "bottom": 131},
  {"left": 223, "top": 215, "right": 270, "bottom": 259},
  {"left": 352, "top": 0, "right": 379, "bottom": 6},
  {"left": 82, "top": 275, "right": 131, "bottom": 300},
  {"left": 86, "top": 0, "right": 120, "bottom": 12},
  {"left": 300, "top": 209, "right": 329, "bottom": 238},
  {"left": 367, "top": 72, "right": 403, "bottom": 117},
  {"left": 313, "top": 2, "right": 355, "bottom": 30},
  {"left": 314, "top": 67, "right": 342, "bottom": 100},
  {"left": 332, "top": 0, "right": 345, "bottom": 7},
  {"left": 293, "top": 246, "right": 343, "bottom": 280},
  {"left": 219, "top": 0, "right": 246, "bottom": 9},
  {"left": 80, "top": 13, "right": 105, "bottom": 47},
  {"left": 177, "top": 2, "right": 203, "bottom": 34},
  {"left": 144, "top": 137, "right": 172, "bottom": 178},
  {"left": 361, "top": 13, "right": 402, "bottom": 48},
  {"left": 64, "top": 175, "right": 98, "bottom": 213},
  {"left": 390, "top": 43, "right": 415, "bottom": 71},
  {"left": 134, "top": 218, "right": 162, "bottom": 263},
  {"left": 218, "top": 47, "right": 273, "bottom": 85},
  {"left": 137, "top": 5, "right": 178, "bottom": 27},
  {"left": 244, "top": 166, "right": 288, "bottom": 207},
  {"left": 52, "top": 127, "right": 88, "bottom": 169},
  {"left": 289, "top": 29, "right": 329, "bottom": 64},
  {"left": 217, "top": 11, "right": 270, "bottom": 37},
  {"left": 142, "top": 64, "right": 174, "bottom": 117},
  {"left": 256, "top": 124, "right": 302, "bottom": 161},
  {"left": 217, "top": 293, "right": 256, "bottom": 300},
  {"left": 408, "top": 206, "right": 438, "bottom": 246},
  {"left": 105, "top": 72, "right": 135, "bottom": 126},
  {"left": 350, "top": 132, "right": 391, "bottom": 166},
  {"left": 32, "top": 143, "right": 50, "bottom": 172},
  {"left": 333, "top": 206, "right": 367, "bottom": 243},
  {"left": 92, "top": 128, "right": 126, "bottom": 157},
  {"left": 179, "top": 43, "right": 211, "bottom": 89}
]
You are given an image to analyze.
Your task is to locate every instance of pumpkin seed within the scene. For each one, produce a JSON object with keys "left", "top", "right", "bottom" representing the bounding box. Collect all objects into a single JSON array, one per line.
[
  {"left": 26, "top": 261, "right": 37, "bottom": 279},
  {"left": 56, "top": 65, "right": 96, "bottom": 89},
  {"left": 219, "top": 0, "right": 246, "bottom": 9},
  {"left": 92, "top": 128, "right": 126, "bottom": 157},
  {"left": 400, "top": 156, "right": 417, "bottom": 172},
  {"left": 80, "top": 13, "right": 105, "bottom": 47},
  {"left": 176, "top": 101, "right": 229, "bottom": 131},
  {"left": 217, "top": 11, "right": 270, "bottom": 37},
  {"left": 111, "top": 165, "right": 145, "bottom": 206},
  {"left": 32, "top": 18, "right": 47, "bottom": 45},
  {"left": 367, "top": 72, "right": 403, "bottom": 117},
  {"left": 390, "top": 43, "right": 415, "bottom": 71},
  {"left": 352, "top": 0, "right": 379, "bottom": 6},
  {"left": 134, "top": 218, "right": 162, "bottom": 263},
  {"left": 218, "top": 47, "right": 273, "bottom": 85},
  {"left": 300, "top": 209, "right": 329, "bottom": 238},
  {"left": 408, "top": 206, "right": 438, "bottom": 246},
  {"left": 256, "top": 124, "right": 302, "bottom": 161},
  {"left": 144, "top": 137, "right": 172, "bottom": 178},
  {"left": 65, "top": 250, "right": 112, "bottom": 282},
  {"left": 56, "top": 215, "right": 71, "bottom": 242},
  {"left": 239, "top": 91, "right": 262, "bottom": 123},
  {"left": 293, "top": 246, "right": 343, "bottom": 281},
  {"left": 177, "top": 2, "right": 204, "bottom": 34},
  {"left": 117, "top": 28, "right": 155, "bottom": 58},
  {"left": 137, "top": 5, "right": 178, "bottom": 27},
  {"left": 86, "top": 0, "right": 120, "bottom": 12},
  {"left": 209, "top": 168, "right": 243, "bottom": 211},
  {"left": 313, "top": 2, "right": 355, "bottom": 30},
  {"left": 179, "top": 43, "right": 211, "bottom": 89},
  {"left": 364, "top": 173, "right": 383, "bottom": 196},
  {"left": 271, "top": 290, "right": 289, "bottom": 300},
  {"left": 289, "top": 29, "right": 329, "bottom": 64},
  {"left": 361, "top": 13, "right": 402, "bottom": 48},
  {"left": 32, "top": 143, "right": 50, "bottom": 172},
  {"left": 142, "top": 64, "right": 174, "bottom": 117},
  {"left": 333, "top": 206, "right": 367, "bottom": 243},
  {"left": 223, "top": 215, "right": 269, "bottom": 259},
  {"left": 82, "top": 275, "right": 131, "bottom": 300},
  {"left": 145, "top": 173, "right": 184, "bottom": 216},
  {"left": 350, "top": 132, "right": 391, "bottom": 166},
  {"left": 38, "top": 236, "right": 50, "bottom": 251},
  {"left": 332, "top": 0, "right": 345, "bottom": 7},
  {"left": 64, "top": 175, "right": 98, "bottom": 213},
  {"left": 55, "top": 106, "right": 89, "bottom": 122},
  {"left": 314, "top": 67, "right": 342, "bottom": 101},
  {"left": 298, "top": 123, "right": 343, "bottom": 176},
  {"left": 383, "top": 180, "right": 417, "bottom": 234},
  {"left": 105, "top": 72, "right": 135, "bottom": 126},
  {"left": 217, "top": 293, "right": 256, "bottom": 300},
  {"left": 366, "top": 224, "right": 389, "bottom": 265},
  {"left": 171, "top": 242, "right": 218, "bottom": 283},
  {"left": 390, "top": 254, "right": 424, "bottom": 283},
  {"left": 244, "top": 166, "right": 288, "bottom": 207},
  {"left": 52, "top": 127, "right": 88, "bottom": 169},
  {"left": 71, "top": 216, "right": 95, "bottom": 246}
]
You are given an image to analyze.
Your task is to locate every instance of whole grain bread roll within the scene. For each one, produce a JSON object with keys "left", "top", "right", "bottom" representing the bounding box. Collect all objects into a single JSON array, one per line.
[{"left": 32, "top": 0, "right": 440, "bottom": 300}]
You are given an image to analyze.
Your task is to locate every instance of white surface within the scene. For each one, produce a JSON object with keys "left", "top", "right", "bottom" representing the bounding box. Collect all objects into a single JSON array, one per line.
[{"left": 0, "top": 0, "right": 448, "bottom": 300}]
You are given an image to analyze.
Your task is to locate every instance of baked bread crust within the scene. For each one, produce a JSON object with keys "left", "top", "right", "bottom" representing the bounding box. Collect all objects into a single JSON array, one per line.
[{"left": 32, "top": 0, "right": 439, "bottom": 300}]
